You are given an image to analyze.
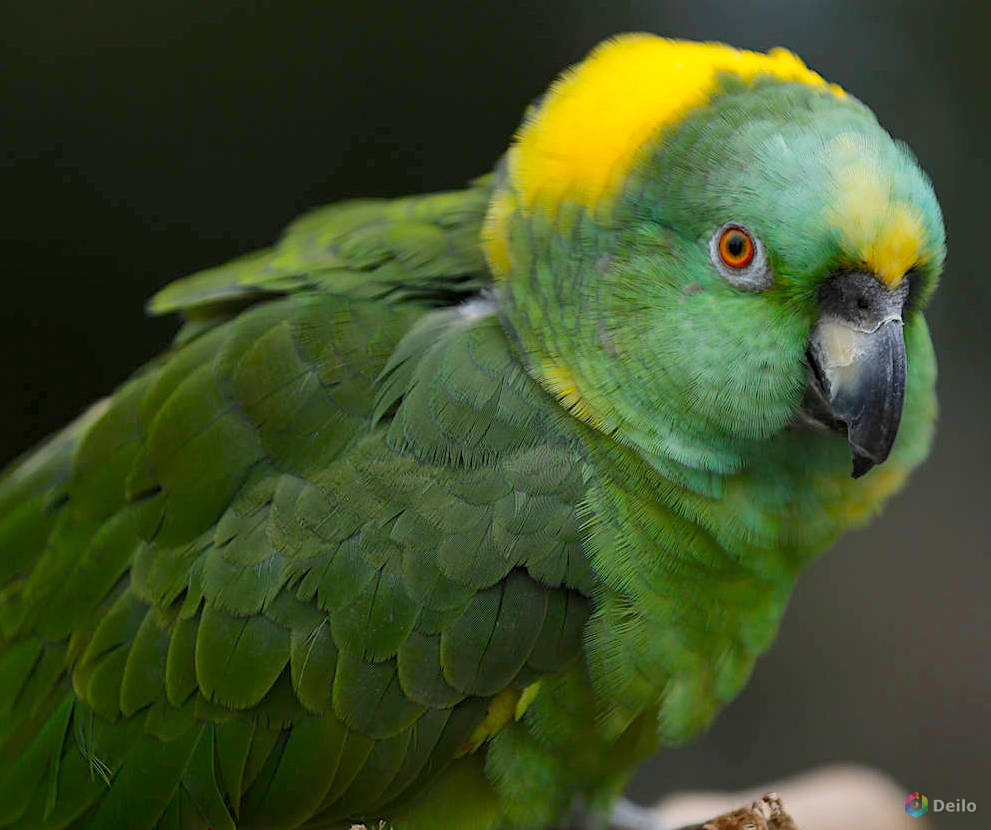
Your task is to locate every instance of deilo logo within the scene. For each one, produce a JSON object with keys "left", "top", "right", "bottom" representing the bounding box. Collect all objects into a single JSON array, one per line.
[
  {"left": 905, "top": 792, "right": 978, "bottom": 818},
  {"left": 905, "top": 793, "right": 928, "bottom": 818}
]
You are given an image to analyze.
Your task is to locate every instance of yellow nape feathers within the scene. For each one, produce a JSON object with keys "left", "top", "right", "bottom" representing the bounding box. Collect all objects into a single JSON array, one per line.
[{"left": 505, "top": 34, "right": 845, "bottom": 216}]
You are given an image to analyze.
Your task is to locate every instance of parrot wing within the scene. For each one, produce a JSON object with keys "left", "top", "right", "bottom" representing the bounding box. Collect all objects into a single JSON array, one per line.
[
  {"left": 147, "top": 178, "right": 495, "bottom": 345},
  {"left": 0, "top": 182, "right": 593, "bottom": 829}
]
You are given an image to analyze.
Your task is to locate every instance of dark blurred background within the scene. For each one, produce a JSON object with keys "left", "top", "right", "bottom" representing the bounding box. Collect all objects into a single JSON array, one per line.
[{"left": 2, "top": 1, "right": 987, "bottom": 827}]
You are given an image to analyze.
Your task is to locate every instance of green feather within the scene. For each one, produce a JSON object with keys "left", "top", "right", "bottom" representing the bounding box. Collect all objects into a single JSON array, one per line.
[
  {"left": 315, "top": 730, "right": 374, "bottom": 813},
  {"left": 375, "top": 706, "right": 453, "bottom": 808},
  {"left": 164, "top": 615, "right": 199, "bottom": 707},
  {"left": 144, "top": 698, "right": 197, "bottom": 743},
  {"left": 120, "top": 607, "right": 171, "bottom": 717},
  {"left": 212, "top": 718, "right": 254, "bottom": 817},
  {"left": 289, "top": 619, "right": 337, "bottom": 713},
  {"left": 194, "top": 605, "right": 289, "bottom": 709},
  {"left": 331, "top": 653, "right": 425, "bottom": 739},
  {"left": 0, "top": 637, "right": 43, "bottom": 719},
  {"left": 440, "top": 570, "right": 548, "bottom": 696},
  {"left": 240, "top": 713, "right": 347, "bottom": 826},
  {"left": 83, "top": 726, "right": 202, "bottom": 830},
  {"left": 0, "top": 694, "right": 73, "bottom": 825},
  {"left": 240, "top": 724, "right": 281, "bottom": 794},
  {"left": 331, "top": 728, "right": 409, "bottom": 816},
  {"left": 329, "top": 554, "right": 419, "bottom": 662},
  {"left": 527, "top": 589, "right": 590, "bottom": 674},
  {"left": 180, "top": 726, "right": 237, "bottom": 830},
  {"left": 396, "top": 632, "right": 464, "bottom": 709}
]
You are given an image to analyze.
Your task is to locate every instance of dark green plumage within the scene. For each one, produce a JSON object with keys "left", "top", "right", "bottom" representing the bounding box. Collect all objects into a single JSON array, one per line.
[{"left": 0, "top": 180, "right": 598, "bottom": 829}]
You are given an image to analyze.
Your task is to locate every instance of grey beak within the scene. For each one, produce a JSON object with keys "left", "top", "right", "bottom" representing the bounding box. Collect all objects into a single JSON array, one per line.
[{"left": 805, "top": 272, "right": 909, "bottom": 478}]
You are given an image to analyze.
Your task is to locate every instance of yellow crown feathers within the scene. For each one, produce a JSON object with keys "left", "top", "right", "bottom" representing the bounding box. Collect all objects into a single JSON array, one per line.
[{"left": 508, "top": 34, "right": 844, "bottom": 215}]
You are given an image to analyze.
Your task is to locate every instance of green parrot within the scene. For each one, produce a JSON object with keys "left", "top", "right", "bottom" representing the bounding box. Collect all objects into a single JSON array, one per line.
[{"left": 0, "top": 34, "right": 944, "bottom": 830}]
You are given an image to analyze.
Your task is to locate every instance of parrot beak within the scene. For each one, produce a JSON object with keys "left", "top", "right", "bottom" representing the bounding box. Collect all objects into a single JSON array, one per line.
[{"left": 803, "top": 271, "right": 909, "bottom": 478}]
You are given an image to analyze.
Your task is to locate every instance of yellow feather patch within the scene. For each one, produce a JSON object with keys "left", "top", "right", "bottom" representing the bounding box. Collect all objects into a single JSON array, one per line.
[
  {"left": 457, "top": 683, "right": 542, "bottom": 756},
  {"left": 864, "top": 203, "right": 926, "bottom": 288},
  {"left": 823, "top": 465, "right": 909, "bottom": 526},
  {"left": 514, "top": 680, "right": 542, "bottom": 720},
  {"left": 539, "top": 361, "right": 606, "bottom": 430},
  {"left": 482, "top": 189, "right": 516, "bottom": 280},
  {"left": 828, "top": 163, "right": 927, "bottom": 287},
  {"left": 508, "top": 34, "right": 844, "bottom": 215}
]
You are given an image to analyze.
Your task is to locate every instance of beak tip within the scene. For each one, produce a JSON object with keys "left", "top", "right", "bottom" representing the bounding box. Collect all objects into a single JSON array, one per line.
[{"left": 851, "top": 452, "right": 876, "bottom": 479}]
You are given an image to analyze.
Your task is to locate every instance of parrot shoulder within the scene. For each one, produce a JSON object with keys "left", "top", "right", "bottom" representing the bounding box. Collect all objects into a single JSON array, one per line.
[{"left": 146, "top": 177, "right": 496, "bottom": 344}]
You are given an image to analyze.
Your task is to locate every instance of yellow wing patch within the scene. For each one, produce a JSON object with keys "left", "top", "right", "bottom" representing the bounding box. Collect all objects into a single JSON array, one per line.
[
  {"left": 457, "top": 682, "right": 542, "bottom": 756},
  {"left": 509, "top": 34, "right": 844, "bottom": 215}
]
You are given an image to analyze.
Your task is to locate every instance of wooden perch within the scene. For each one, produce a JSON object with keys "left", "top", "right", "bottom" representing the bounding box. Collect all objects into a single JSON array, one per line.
[
  {"left": 348, "top": 793, "right": 800, "bottom": 830},
  {"left": 675, "top": 794, "right": 800, "bottom": 830}
]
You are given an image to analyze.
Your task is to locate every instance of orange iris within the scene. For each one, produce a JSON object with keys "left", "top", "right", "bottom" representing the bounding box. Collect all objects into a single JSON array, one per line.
[{"left": 718, "top": 227, "right": 755, "bottom": 269}]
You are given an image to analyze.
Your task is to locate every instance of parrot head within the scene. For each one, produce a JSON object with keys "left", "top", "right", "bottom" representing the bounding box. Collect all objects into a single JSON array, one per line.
[{"left": 485, "top": 35, "right": 945, "bottom": 483}]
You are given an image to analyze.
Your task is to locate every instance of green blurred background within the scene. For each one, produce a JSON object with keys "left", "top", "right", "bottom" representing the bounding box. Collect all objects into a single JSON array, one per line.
[{"left": 2, "top": 1, "right": 987, "bottom": 826}]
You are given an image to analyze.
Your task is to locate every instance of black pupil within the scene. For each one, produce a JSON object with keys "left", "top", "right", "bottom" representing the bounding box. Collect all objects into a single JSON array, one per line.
[{"left": 727, "top": 232, "right": 746, "bottom": 258}]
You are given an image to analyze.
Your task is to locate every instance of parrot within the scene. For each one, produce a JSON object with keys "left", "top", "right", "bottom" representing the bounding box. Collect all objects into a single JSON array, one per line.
[{"left": 0, "top": 33, "right": 944, "bottom": 830}]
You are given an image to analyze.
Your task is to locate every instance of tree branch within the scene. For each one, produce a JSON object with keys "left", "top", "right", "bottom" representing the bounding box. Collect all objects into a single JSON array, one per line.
[{"left": 674, "top": 794, "right": 800, "bottom": 830}]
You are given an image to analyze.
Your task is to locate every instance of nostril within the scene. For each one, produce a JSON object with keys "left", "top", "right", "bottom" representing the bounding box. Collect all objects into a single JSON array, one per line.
[{"left": 857, "top": 295, "right": 870, "bottom": 311}]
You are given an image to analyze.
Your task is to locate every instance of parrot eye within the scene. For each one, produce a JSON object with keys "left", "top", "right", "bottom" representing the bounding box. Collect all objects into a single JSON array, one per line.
[
  {"left": 718, "top": 227, "right": 754, "bottom": 268},
  {"left": 708, "top": 222, "right": 772, "bottom": 291}
]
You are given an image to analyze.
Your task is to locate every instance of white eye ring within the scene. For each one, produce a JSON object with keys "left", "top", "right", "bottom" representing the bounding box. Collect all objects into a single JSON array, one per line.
[{"left": 708, "top": 222, "right": 773, "bottom": 291}]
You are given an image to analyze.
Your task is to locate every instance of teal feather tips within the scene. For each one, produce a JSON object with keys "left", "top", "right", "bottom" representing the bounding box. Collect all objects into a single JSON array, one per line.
[{"left": 0, "top": 35, "right": 945, "bottom": 830}]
